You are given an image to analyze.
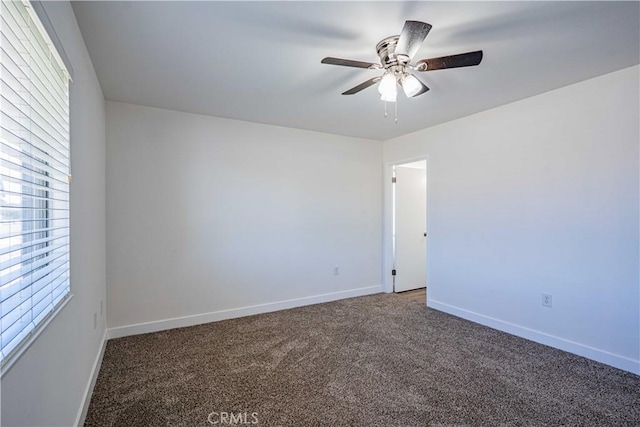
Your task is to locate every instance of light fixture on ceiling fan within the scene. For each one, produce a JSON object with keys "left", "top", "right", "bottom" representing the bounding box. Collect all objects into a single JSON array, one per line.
[{"left": 321, "top": 20, "right": 483, "bottom": 121}]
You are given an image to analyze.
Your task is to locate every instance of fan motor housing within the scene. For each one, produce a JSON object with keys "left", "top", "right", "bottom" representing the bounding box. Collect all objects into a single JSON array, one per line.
[{"left": 376, "top": 35, "right": 409, "bottom": 69}]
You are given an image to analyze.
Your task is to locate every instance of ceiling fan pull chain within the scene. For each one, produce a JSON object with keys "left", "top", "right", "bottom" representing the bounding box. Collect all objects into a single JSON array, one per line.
[
  {"left": 395, "top": 99, "right": 398, "bottom": 124},
  {"left": 384, "top": 101, "right": 388, "bottom": 118}
]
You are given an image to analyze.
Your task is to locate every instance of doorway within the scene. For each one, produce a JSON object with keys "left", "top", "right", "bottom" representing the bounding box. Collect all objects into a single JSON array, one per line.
[{"left": 392, "top": 160, "right": 427, "bottom": 293}]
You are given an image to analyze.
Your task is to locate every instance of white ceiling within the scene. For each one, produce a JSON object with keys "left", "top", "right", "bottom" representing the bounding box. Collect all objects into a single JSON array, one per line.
[{"left": 71, "top": 1, "right": 639, "bottom": 141}]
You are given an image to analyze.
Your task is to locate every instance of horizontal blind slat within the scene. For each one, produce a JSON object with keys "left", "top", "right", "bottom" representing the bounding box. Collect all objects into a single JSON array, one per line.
[{"left": 0, "top": 218, "right": 69, "bottom": 228}]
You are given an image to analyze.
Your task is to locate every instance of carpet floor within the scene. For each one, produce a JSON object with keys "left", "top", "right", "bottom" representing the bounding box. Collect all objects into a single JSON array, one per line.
[{"left": 85, "top": 290, "right": 640, "bottom": 426}]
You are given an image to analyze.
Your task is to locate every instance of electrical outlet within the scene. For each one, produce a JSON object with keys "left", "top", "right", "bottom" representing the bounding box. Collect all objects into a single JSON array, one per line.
[
  {"left": 542, "top": 293, "right": 552, "bottom": 308},
  {"left": 93, "top": 312, "right": 97, "bottom": 329},
  {"left": 333, "top": 266, "right": 340, "bottom": 275}
]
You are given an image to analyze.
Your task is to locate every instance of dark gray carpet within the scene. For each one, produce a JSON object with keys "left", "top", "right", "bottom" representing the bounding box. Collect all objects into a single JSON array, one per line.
[{"left": 85, "top": 290, "right": 640, "bottom": 426}]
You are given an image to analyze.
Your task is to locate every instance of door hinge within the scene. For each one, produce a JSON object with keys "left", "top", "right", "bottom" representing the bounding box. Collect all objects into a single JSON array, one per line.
[
  {"left": 67, "top": 174, "right": 73, "bottom": 183},
  {"left": 391, "top": 177, "right": 396, "bottom": 183},
  {"left": 391, "top": 269, "right": 396, "bottom": 276}
]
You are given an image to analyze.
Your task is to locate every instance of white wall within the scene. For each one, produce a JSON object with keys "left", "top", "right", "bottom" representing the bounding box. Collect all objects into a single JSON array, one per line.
[
  {"left": 384, "top": 66, "right": 640, "bottom": 373},
  {"left": 106, "top": 102, "right": 382, "bottom": 333},
  {"left": 0, "top": 2, "right": 107, "bottom": 426}
]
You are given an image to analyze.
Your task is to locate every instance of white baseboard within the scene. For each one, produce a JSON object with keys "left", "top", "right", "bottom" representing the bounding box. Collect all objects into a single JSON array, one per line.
[
  {"left": 75, "top": 328, "right": 108, "bottom": 427},
  {"left": 428, "top": 299, "right": 640, "bottom": 375},
  {"left": 107, "top": 285, "right": 382, "bottom": 340}
]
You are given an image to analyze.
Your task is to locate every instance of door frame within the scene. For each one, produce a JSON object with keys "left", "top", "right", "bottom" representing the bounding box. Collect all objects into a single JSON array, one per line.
[{"left": 382, "top": 156, "right": 430, "bottom": 294}]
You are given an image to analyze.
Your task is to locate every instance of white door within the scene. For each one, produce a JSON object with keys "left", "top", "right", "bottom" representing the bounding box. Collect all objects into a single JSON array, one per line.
[{"left": 394, "top": 162, "right": 427, "bottom": 292}]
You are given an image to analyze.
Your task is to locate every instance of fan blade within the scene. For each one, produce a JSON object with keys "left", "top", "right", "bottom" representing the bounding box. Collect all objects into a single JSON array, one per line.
[
  {"left": 395, "top": 21, "right": 432, "bottom": 61},
  {"left": 416, "top": 50, "right": 483, "bottom": 71},
  {"left": 321, "top": 57, "right": 380, "bottom": 69},
  {"left": 342, "top": 76, "right": 382, "bottom": 95}
]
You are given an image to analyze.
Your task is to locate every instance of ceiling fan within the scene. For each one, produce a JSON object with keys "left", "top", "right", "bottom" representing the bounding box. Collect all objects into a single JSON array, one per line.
[{"left": 321, "top": 20, "right": 483, "bottom": 102}]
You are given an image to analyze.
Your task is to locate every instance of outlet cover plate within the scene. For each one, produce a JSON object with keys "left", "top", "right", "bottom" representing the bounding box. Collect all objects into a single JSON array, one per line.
[{"left": 542, "top": 293, "right": 552, "bottom": 308}]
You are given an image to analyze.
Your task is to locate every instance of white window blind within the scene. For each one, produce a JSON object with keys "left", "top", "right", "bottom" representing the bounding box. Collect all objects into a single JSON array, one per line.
[{"left": 0, "top": 0, "right": 70, "bottom": 365}]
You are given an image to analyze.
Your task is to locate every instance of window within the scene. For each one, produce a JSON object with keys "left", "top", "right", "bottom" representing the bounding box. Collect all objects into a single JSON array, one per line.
[{"left": 0, "top": 0, "right": 71, "bottom": 366}]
